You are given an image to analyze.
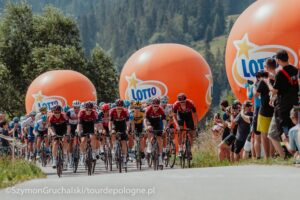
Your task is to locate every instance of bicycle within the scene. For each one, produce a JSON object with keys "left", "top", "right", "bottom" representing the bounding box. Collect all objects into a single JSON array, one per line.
[
  {"left": 179, "top": 128, "right": 193, "bottom": 168},
  {"left": 133, "top": 130, "right": 143, "bottom": 170},
  {"left": 163, "top": 128, "right": 176, "bottom": 168},
  {"left": 150, "top": 130, "right": 164, "bottom": 171},
  {"left": 40, "top": 136, "right": 49, "bottom": 167},
  {"left": 102, "top": 132, "right": 112, "bottom": 171},
  {"left": 72, "top": 134, "right": 80, "bottom": 173},
  {"left": 114, "top": 132, "right": 127, "bottom": 173},
  {"left": 84, "top": 134, "right": 96, "bottom": 176},
  {"left": 55, "top": 135, "right": 64, "bottom": 178}
]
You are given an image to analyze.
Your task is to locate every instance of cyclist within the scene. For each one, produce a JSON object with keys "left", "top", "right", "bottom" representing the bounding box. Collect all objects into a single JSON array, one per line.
[
  {"left": 144, "top": 97, "right": 167, "bottom": 165},
  {"left": 35, "top": 106, "right": 48, "bottom": 122},
  {"left": 66, "top": 100, "right": 81, "bottom": 167},
  {"left": 97, "top": 103, "right": 110, "bottom": 157},
  {"left": 160, "top": 95, "right": 176, "bottom": 160},
  {"left": 173, "top": 93, "right": 198, "bottom": 158},
  {"left": 109, "top": 99, "right": 130, "bottom": 167},
  {"left": 34, "top": 115, "right": 49, "bottom": 159},
  {"left": 49, "top": 105, "right": 68, "bottom": 168},
  {"left": 21, "top": 111, "right": 36, "bottom": 161},
  {"left": 130, "top": 101, "right": 146, "bottom": 161},
  {"left": 78, "top": 101, "right": 98, "bottom": 165}
]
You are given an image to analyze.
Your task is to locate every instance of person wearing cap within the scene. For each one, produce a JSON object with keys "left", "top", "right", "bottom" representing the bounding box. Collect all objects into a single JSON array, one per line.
[
  {"left": 9, "top": 117, "right": 21, "bottom": 140},
  {"left": 232, "top": 100, "right": 253, "bottom": 161},
  {"left": 255, "top": 67, "right": 274, "bottom": 160}
]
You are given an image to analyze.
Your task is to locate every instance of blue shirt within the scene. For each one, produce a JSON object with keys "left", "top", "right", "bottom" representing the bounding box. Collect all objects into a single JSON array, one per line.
[{"left": 288, "top": 125, "right": 300, "bottom": 152}]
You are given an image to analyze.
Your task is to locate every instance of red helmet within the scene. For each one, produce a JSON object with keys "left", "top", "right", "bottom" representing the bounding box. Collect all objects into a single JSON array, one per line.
[
  {"left": 115, "top": 99, "right": 124, "bottom": 107},
  {"left": 177, "top": 93, "right": 187, "bottom": 101},
  {"left": 152, "top": 97, "right": 160, "bottom": 105},
  {"left": 101, "top": 103, "right": 110, "bottom": 111}
]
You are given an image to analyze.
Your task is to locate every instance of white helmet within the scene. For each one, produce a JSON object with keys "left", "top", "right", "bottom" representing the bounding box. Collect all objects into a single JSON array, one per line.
[{"left": 72, "top": 100, "right": 81, "bottom": 107}]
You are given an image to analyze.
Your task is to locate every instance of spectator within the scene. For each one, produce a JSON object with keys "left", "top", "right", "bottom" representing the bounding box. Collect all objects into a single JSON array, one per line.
[
  {"left": 0, "top": 120, "right": 10, "bottom": 154},
  {"left": 232, "top": 100, "right": 253, "bottom": 161},
  {"left": 269, "top": 50, "right": 299, "bottom": 158},
  {"left": 284, "top": 108, "right": 299, "bottom": 163},
  {"left": 0, "top": 112, "right": 5, "bottom": 123},
  {"left": 255, "top": 66, "right": 275, "bottom": 160}
]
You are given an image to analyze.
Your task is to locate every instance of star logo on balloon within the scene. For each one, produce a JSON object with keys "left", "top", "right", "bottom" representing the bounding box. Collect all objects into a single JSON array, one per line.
[
  {"left": 125, "top": 73, "right": 168, "bottom": 101},
  {"left": 233, "top": 34, "right": 256, "bottom": 59},
  {"left": 32, "top": 91, "right": 45, "bottom": 102},
  {"left": 125, "top": 73, "right": 138, "bottom": 88},
  {"left": 231, "top": 34, "right": 298, "bottom": 88}
]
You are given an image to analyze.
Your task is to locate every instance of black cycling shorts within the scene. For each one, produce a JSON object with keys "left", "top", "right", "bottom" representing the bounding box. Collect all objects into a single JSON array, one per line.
[
  {"left": 233, "top": 139, "right": 246, "bottom": 154},
  {"left": 134, "top": 123, "right": 144, "bottom": 136},
  {"left": 114, "top": 132, "right": 128, "bottom": 141},
  {"left": 70, "top": 124, "right": 77, "bottom": 137},
  {"left": 37, "top": 130, "right": 48, "bottom": 138},
  {"left": 178, "top": 118, "right": 195, "bottom": 130}
]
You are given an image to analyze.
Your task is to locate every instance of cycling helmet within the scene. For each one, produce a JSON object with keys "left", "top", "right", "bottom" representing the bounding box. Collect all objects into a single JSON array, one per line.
[
  {"left": 53, "top": 105, "right": 62, "bottom": 112},
  {"left": 177, "top": 93, "right": 187, "bottom": 101},
  {"left": 72, "top": 100, "right": 81, "bottom": 107},
  {"left": 115, "top": 99, "right": 124, "bottom": 107},
  {"left": 85, "top": 102, "right": 94, "bottom": 109},
  {"left": 29, "top": 111, "right": 37, "bottom": 116},
  {"left": 13, "top": 117, "right": 19, "bottom": 123},
  {"left": 123, "top": 100, "right": 130, "bottom": 108},
  {"left": 39, "top": 106, "right": 47, "bottom": 112},
  {"left": 134, "top": 101, "right": 142, "bottom": 107},
  {"left": 41, "top": 115, "right": 47, "bottom": 122},
  {"left": 161, "top": 95, "right": 169, "bottom": 105},
  {"left": 99, "top": 102, "right": 105, "bottom": 107},
  {"left": 101, "top": 104, "right": 110, "bottom": 111},
  {"left": 63, "top": 105, "right": 70, "bottom": 112},
  {"left": 146, "top": 98, "right": 152, "bottom": 106},
  {"left": 152, "top": 97, "right": 160, "bottom": 105}
]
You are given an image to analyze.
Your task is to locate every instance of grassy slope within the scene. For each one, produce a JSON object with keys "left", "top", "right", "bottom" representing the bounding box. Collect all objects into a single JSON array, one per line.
[{"left": 0, "top": 158, "right": 45, "bottom": 188}]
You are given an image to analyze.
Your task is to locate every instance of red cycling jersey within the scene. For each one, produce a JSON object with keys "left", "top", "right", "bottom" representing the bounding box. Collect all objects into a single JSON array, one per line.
[
  {"left": 146, "top": 106, "right": 166, "bottom": 131},
  {"left": 78, "top": 110, "right": 98, "bottom": 123},
  {"left": 173, "top": 99, "right": 196, "bottom": 114},
  {"left": 49, "top": 113, "right": 68, "bottom": 136},
  {"left": 109, "top": 108, "right": 129, "bottom": 122}
]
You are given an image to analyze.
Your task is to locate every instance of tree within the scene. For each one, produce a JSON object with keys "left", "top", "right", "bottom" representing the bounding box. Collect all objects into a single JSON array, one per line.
[{"left": 87, "top": 46, "right": 119, "bottom": 102}]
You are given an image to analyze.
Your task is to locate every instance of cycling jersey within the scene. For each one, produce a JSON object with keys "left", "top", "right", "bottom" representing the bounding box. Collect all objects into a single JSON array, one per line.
[
  {"left": 145, "top": 106, "right": 166, "bottom": 132},
  {"left": 21, "top": 117, "right": 35, "bottom": 141},
  {"left": 130, "top": 109, "right": 145, "bottom": 124},
  {"left": 78, "top": 110, "right": 97, "bottom": 135},
  {"left": 162, "top": 104, "right": 175, "bottom": 128},
  {"left": 34, "top": 119, "right": 48, "bottom": 137},
  {"left": 110, "top": 108, "right": 129, "bottom": 133},
  {"left": 49, "top": 113, "right": 68, "bottom": 136},
  {"left": 66, "top": 108, "right": 80, "bottom": 125},
  {"left": 173, "top": 99, "right": 196, "bottom": 129},
  {"left": 98, "top": 111, "right": 110, "bottom": 127}
]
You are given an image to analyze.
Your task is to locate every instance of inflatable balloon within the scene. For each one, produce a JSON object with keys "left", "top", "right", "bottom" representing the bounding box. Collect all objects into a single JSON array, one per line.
[
  {"left": 119, "top": 43, "right": 213, "bottom": 120},
  {"left": 226, "top": 0, "right": 300, "bottom": 102},
  {"left": 26, "top": 70, "right": 97, "bottom": 113}
]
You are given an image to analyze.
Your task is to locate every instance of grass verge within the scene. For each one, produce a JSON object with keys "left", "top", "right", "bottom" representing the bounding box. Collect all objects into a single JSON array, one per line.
[
  {"left": 190, "top": 131, "right": 295, "bottom": 168},
  {"left": 0, "top": 157, "right": 45, "bottom": 188}
]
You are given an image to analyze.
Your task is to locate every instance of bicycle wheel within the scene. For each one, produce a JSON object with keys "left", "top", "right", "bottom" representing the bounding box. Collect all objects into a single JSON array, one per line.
[
  {"left": 72, "top": 144, "right": 80, "bottom": 173},
  {"left": 135, "top": 141, "right": 141, "bottom": 170},
  {"left": 57, "top": 147, "right": 63, "bottom": 177},
  {"left": 186, "top": 140, "right": 191, "bottom": 168},
  {"left": 118, "top": 151, "right": 122, "bottom": 173},
  {"left": 86, "top": 146, "right": 93, "bottom": 176},
  {"left": 169, "top": 141, "right": 176, "bottom": 168},
  {"left": 152, "top": 140, "right": 159, "bottom": 171},
  {"left": 104, "top": 147, "right": 108, "bottom": 170},
  {"left": 108, "top": 147, "right": 112, "bottom": 171}
]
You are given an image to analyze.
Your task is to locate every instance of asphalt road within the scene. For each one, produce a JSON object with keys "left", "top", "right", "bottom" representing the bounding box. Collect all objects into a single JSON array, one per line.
[{"left": 1, "top": 161, "right": 300, "bottom": 200}]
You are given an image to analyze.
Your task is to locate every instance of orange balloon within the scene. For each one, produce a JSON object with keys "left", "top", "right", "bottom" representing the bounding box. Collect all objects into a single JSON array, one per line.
[
  {"left": 119, "top": 43, "right": 213, "bottom": 120},
  {"left": 226, "top": 0, "right": 300, "bottom": 102},
  {"left": 25, "top": 70, "right": 97, "bottom": 113}
]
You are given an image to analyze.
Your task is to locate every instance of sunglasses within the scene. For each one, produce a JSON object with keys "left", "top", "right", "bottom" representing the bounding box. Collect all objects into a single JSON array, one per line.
[
  {"left": 54, "top": 111, "right": 61, "bottom": 114},
  {"left": 74, "top": 106, "right": 80, "bottom": 109},
  {"left": 179, "top": 101, "right": 186, "bottom": 103},
  {"left": 86, "top": 109, "right": 93, "bottom": 112}
]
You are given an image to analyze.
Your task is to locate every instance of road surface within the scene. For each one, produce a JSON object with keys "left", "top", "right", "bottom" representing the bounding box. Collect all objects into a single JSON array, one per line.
[{"left": 1, "top": 162, "right": 300, "bottom": 200}]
